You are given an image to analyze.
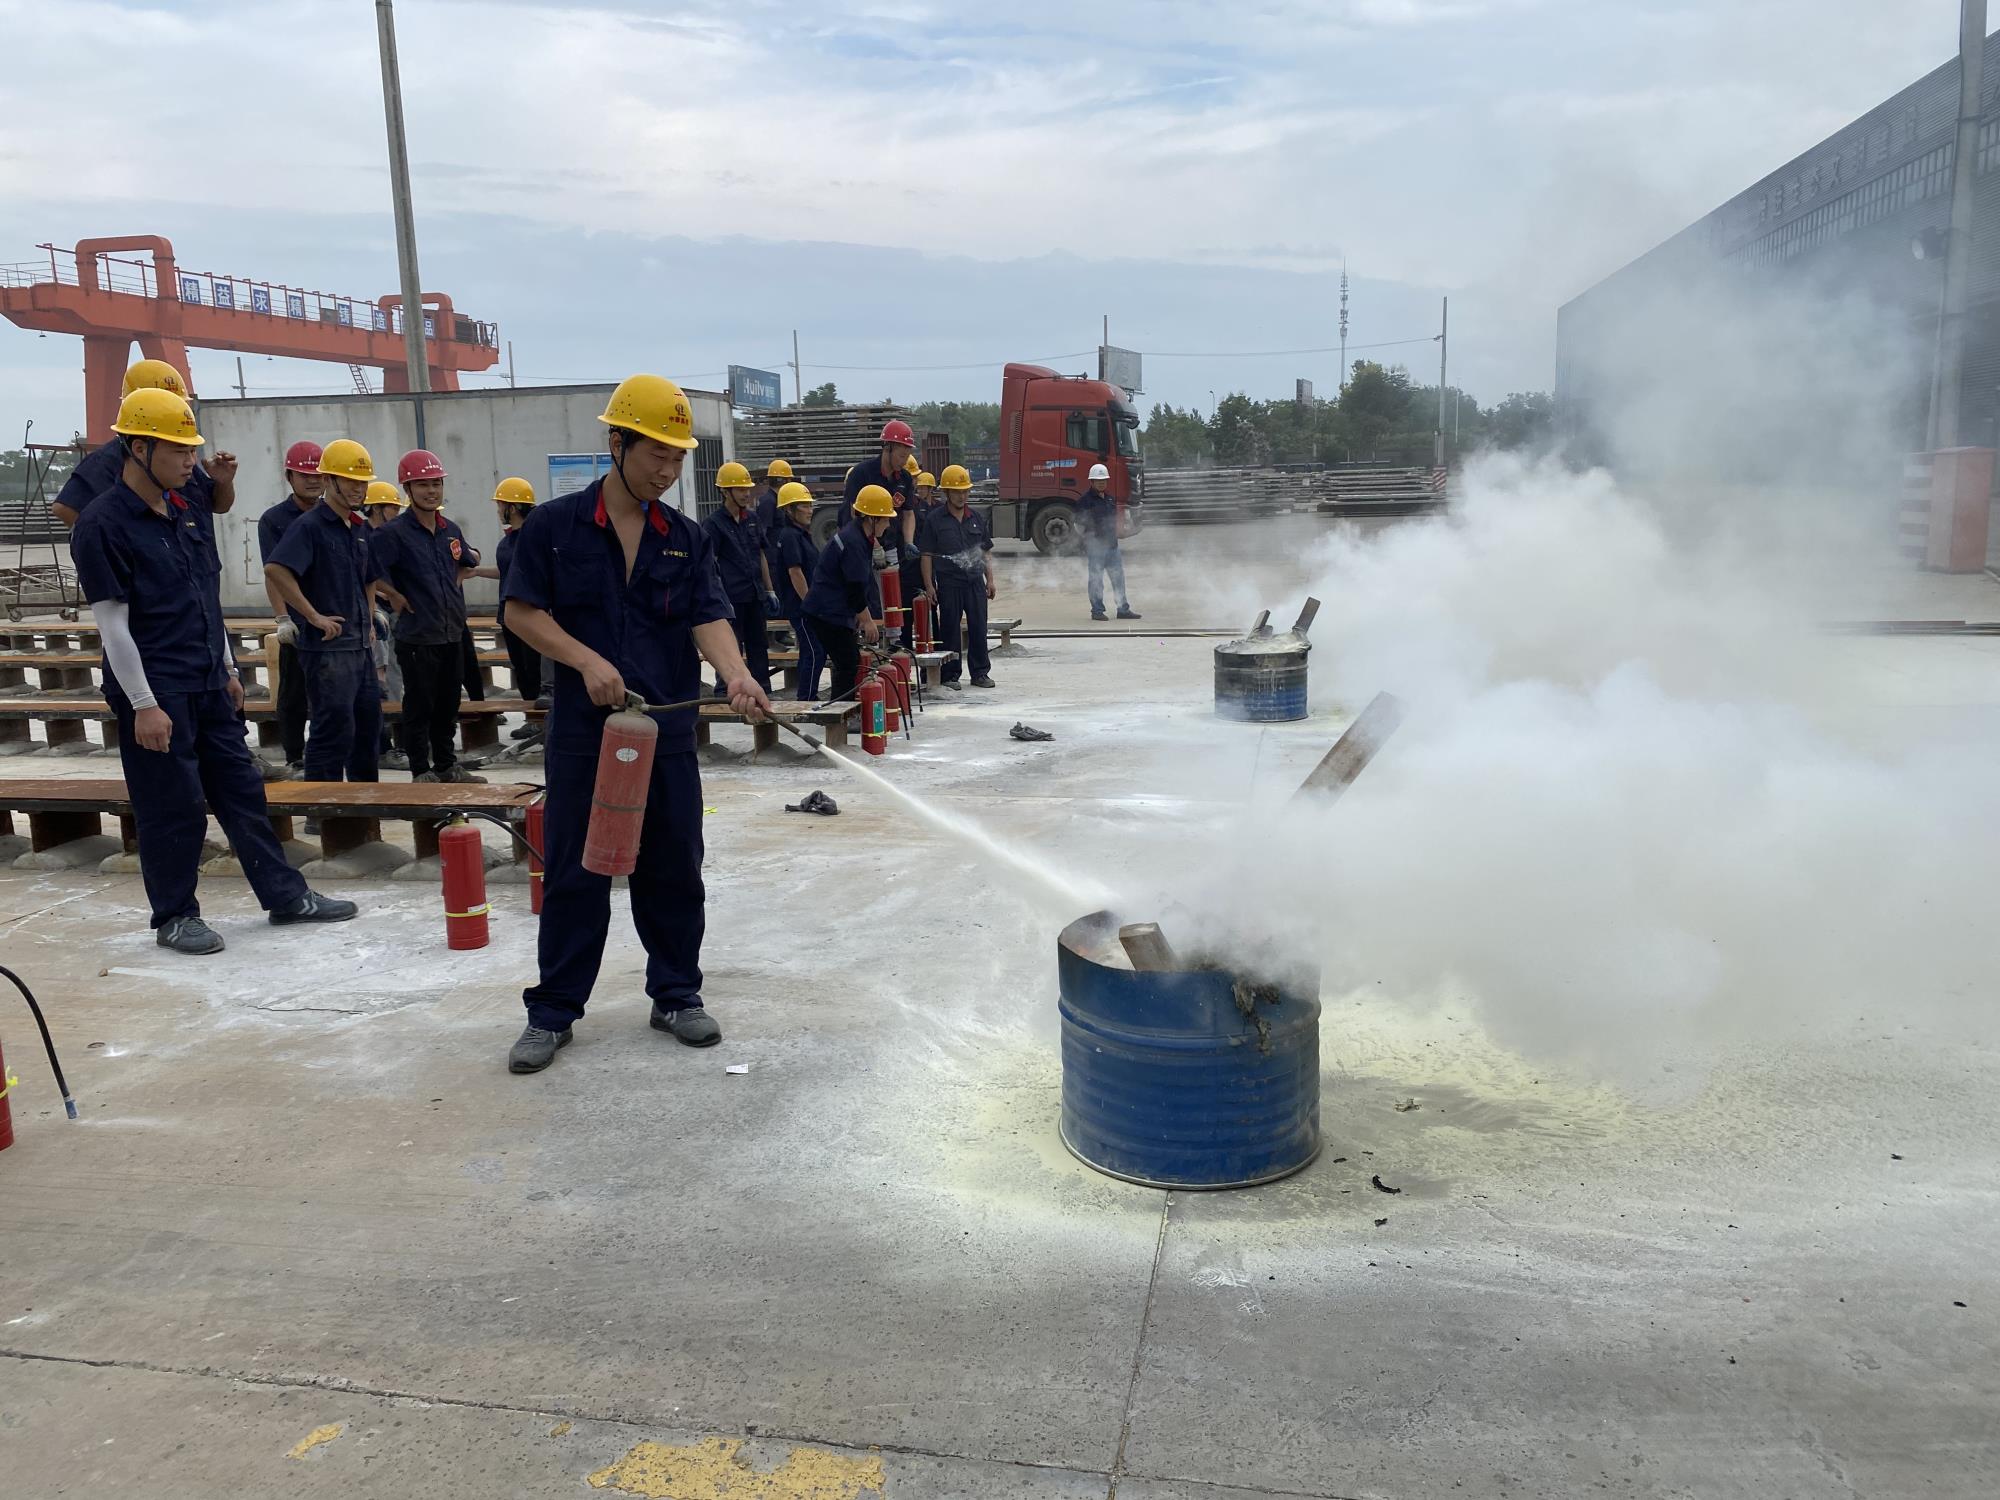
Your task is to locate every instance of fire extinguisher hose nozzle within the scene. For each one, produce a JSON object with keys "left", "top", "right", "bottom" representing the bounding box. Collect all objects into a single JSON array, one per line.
[{"left": 0, "top": 962, "right": 79, "bottom": 1120}]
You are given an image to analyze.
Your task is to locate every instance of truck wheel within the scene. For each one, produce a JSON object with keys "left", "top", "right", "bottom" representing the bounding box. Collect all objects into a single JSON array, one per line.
[
  {"left": 1031, "top": 502, "right": 1079, "bottom": 556},
  {"left": 810, "top": 506, "right": 841, "bottom": 548}
]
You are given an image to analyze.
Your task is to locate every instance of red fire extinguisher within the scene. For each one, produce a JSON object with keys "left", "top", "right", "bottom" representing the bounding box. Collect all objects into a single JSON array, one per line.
[
  {"left": 859, "top": 670, "right": 887, "bottom": 755},
  {"left": 912, "top": 593, "right": 933, "bottom": 652},
  {"left": 879, "top": 564, "right": 904, "bottom": 635},
  {"left": 584, "top": 709, "right": 659, "bottom": 875},
  {"left": 883, "top": 661, "right": 903, "bottom": 733},
  {"left": 525, "top": 798, "right": 545, "bottom": 915},
  {"left": 439, "top": 816, "right": 490, "bottom": 950}
]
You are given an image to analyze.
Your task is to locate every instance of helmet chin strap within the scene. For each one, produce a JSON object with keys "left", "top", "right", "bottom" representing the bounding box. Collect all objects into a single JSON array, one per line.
[{"left": 125, "top": 437, "right": 169, "bottom": 499}]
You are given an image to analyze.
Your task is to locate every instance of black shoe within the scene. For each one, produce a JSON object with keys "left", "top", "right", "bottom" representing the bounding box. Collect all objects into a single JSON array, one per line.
[
  {"left": 302, "top": 816, "right": 321, "bottom": 838},
  {"left": 509, "top": 722, "right": 540, "bottom": 741},
  {"left": 1117, "top": 606, "right": 1142, "bottom": 620},
  {"left": 158, "top": 915, "right": 224, "bottom": 955},
  {"left": 270, "top": 890, "right": 359, "bottom": 925},
  {"left": 509, "top": 1023, "right": 572, "bottom": 1073},
  {"left": 413, "top": 770, "right": 440, "bottom": 783},
  {"left": 943, "top": 679, "right": 964, "bottom": 692},
  {"left": 1090, "top": 609, "right": 1108, "bottom": 621},
  {"left": 971, "top": 675, "right": 996, "bottom": 689},
  {"left": 381, "top": 750, "right": 410, "bottom": 771},
  {"left": 650, "top": 1003, "right": 721, "bottom": 1047}
]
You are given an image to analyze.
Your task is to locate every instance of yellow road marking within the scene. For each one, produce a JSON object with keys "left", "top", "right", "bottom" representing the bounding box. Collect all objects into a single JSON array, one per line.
[
  {"left": 287, "top": 1423, "right": 344, "bottom": 1460},
  {"left": 586, "top": 1436, "right": 885, "bottom": 1498}
]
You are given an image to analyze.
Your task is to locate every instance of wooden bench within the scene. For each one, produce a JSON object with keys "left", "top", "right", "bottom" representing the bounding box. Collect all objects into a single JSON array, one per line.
[
  {"left": 694, "top": 699, "right": 858, "bottom": 751},
  {"left": 0, "top": 778, "right": 544, "bottom": 864},
  {"left": 0, "top": 697, "right": 537, "bottom": 755}
]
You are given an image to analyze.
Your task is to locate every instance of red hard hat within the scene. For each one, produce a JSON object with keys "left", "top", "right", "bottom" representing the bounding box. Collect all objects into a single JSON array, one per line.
[
  {"left": 398, "top": 449, "right": 447, "bottom": 484},
  {"left": 284, "top": 440, "right": 324, "bottom": 475},
  {"left": 880, "top": 419, "right": 916, "bottom": 448}
]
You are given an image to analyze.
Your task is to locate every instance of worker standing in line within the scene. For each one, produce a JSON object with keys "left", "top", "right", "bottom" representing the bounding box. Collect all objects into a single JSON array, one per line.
[
  {"left": 255, "top": 440, "right": 325, "bottom": 780},
  {"left": 770, "top": 481, "right": 824, "bottom": 700},
  {"left": 489, "top": 476, "right": 547, "bottom": 734},
  {"left": 703, "top": 461, "right": 776, "bottom": 695},
  {"left": 751, "top": 458, "right": 791, "bottom": 537},
  {"left": 264, "top": 440, "right": 386, "bottom": 783},
  {"left": 1078, "top": 462, "right": 1141, "bottom": 621},
  {"left": 896, "top": 469, "right": 936, "bottom": 651},
  {"left": 803, "top": 483, "right": 893, "bottom": 702},
  {"left": 69, "top": 389, "right": 356, "bottom": 954},
  {"left": 841, "top": 419, "right": 916, "bottom": 526},
  {"left": 368, "top": 450, "right": 486, "bottom": 783},
  {"left": 359, "top": 481, "right": 410, "bottom": 769},
  {"left": 500, "top": 375, "right": 773, "bottom": 1074},
  {"left": 53, "top": 360, "right": 238, "bottom": 534},
  {"left": 921, "top": 464, "right": 996, "bottom": 690}
]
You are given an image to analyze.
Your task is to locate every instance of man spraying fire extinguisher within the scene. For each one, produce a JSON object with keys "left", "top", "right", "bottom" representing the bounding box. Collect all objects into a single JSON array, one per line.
[{"left": 500, "top": 374, "right": 773, "bottom": 1075}]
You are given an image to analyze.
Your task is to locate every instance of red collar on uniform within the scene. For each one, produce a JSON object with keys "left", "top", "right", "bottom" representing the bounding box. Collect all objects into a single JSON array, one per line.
[
  {"left": 166, "top": 491, "right": 188, "bottom": 512},
  {"left": 593, "top": 489, "right": 671, "bottom": 535}
]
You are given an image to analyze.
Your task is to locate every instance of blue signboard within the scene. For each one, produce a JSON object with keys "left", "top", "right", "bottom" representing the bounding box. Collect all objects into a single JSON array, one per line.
[
  {"left": 334, "top": 301, "right": 353, "bottom": 327},
  {"left": 285, "top": 292, "right": 306, "bottom": 319},
  {"left": 548, "top": 452, "right": 613, "bottom": 499},
  {"left": 213, "top": 282, "right": 235, "bottom": 310},
  {"left": 728, "top": 364, "right": 783, "bottom": 411},
  {"left": 251, "top": 287, "right": 272, "bottom": 315},
  {"left": 371, "top": 305, "right": 389, "bottom": 332},
  {"left": 177, "top": 275, "right": 202, "bottom": 304}
]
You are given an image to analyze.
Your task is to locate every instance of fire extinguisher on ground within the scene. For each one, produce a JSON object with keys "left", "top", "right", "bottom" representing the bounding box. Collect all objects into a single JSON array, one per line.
[
  {"left": 439, "top": 816, "right": 490, "bottom": 950},
  {"left": 0, "top": 964, "right": 80, "bottom": 1151}
]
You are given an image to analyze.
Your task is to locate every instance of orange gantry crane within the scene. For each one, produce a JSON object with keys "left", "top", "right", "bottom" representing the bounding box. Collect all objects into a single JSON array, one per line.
[{"left": 0, "top": 235, "right": 501, "bottom": 442}]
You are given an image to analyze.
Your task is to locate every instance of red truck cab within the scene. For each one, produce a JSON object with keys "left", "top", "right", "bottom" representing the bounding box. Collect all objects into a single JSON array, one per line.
[{"left": 993, "top": 363, "right": 1144, "bottom": 554}]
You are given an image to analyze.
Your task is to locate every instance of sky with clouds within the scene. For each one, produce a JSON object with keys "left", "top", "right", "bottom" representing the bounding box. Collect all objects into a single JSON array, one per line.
[{"left": 0, "top": 0, "right": 1958, "bottom": 444}]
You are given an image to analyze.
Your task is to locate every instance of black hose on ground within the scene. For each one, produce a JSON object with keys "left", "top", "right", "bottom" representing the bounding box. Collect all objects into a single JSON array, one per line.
[{"left": 0, "top": 964, "right": 79, "bottom": 1120}]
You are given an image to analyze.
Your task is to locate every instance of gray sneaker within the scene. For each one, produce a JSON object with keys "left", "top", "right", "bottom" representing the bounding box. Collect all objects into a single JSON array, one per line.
[
  {"left": 441, "top": 765, "right": 487, "bottom": 784},
  {"left": 282, "top": 761, "right": 305, "bottom": 780},
  {"left": 971, "top": 674, "right": 996, "bottom": 689},
  {"left": 413, "top": 771, "right": 441, "bottom": 783},
  {"left": 509, "top": 1023, "right": 572, "bottom": 1073},
  {"left": 270, "top": 890, "right": 359, "bottom": 925},
  {"left": 157, "top": 915, "right": 224, "bottom": 955},
  {"left": 650, "top": 1003, "right": 721, "bottom": 1047},
  {"left": 381, "top": 750, "right": 410, "bottom": 771}
]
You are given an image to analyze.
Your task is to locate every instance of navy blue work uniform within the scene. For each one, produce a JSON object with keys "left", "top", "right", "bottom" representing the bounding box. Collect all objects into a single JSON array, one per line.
[
  {"left": 502, "top": 479, "right": 733, "bottom": 1033},
  {"left": 803, "top": 521, "right": 884, "bottom": 703},
  {"left": 841, "top": 458, "right": 913, "bottom": 531},
  {"left": 495, "top": 526, "right": 545, "bottom": 703},
  {"left": 70, "top": 482, "right": 307, "bottom": 929},
  {"left": 368, "top": 508, "right": 481, "bottom": 778},
  {"left": 267, "top": 502, "right": 383, "bottom": 782},
  {"left": 1076, "top": 486, "right": 1131, "bottom": 615},
  {"left": 922, "top": 503, "right": 993, "bottom": 683},
  {"left": 257, "top": 495, "right": 318, "bottom": 765},
  {"left": 701, "top": 502, "right": 771, "bottom": 694},
  {"left": 771, "top": 516, "right": 824, "bottom": 701},
  {"left": 63, "top": 440, "right": 221, "bottom": 569}
]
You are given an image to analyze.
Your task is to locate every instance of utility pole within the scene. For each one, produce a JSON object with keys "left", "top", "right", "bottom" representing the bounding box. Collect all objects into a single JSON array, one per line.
[
  {"left": 506, "top": 339, "right": 516, "bottom": 388},
  {"left": 791, "top": 329, "right": 802, "bottom": 406},
  {"left": 1435, "top": 296, "right": 1449, "bottom": 468},
  {"left": 1932, "top": 0, "right": 1985, "bottom": 449},
  {"left": 375, "top": 0, "right": 430, "bottom": 446},
  {"left": 1338, "top": 262, "right": 1350, "bottom": 392},
  {"left": 234, "top": 356, "right": 247, "bottom": 400}
]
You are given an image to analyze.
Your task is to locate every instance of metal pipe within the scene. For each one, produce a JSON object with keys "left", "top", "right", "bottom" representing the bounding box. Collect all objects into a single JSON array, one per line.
[
  {"left": 1934, "top": 0, "right": 1986, "bottom": 450},
  {"left": 375, "top": 0, "right": 431, "bottom": 445}
]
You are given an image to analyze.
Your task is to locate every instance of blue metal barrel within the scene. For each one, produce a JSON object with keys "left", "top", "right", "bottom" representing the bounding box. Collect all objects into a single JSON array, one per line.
[
  {"left": 1057, "top": 912, "right": 1321, "bottom": 1189},
  {"left": 1214, "top": 637, "right": 1310, "bottom": 722}
]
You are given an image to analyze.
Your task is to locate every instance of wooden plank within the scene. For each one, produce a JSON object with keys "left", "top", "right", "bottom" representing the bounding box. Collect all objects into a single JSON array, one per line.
[
  {"left": 0, "top": 778, "right": 541, "bottom": 819},
  {"left": 0, "top": 697, "right": 536, "bottom": 721},
  {"left": 1293, "top": 691, "right": 1404, "bottom": 803},
  {"left": 0, "top": 649, "right": 511, "bottom": 669}
]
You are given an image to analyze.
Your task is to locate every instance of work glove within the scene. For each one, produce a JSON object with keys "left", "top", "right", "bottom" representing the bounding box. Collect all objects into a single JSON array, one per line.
[
  {"left": 374, "top": 609, "right": 393, "bottom": 639},
  {"left": 871, "top": 545, "right": 890, "bottom": 570},
  {"left": 274, "top": 618, "right": 298, "bottom": 646},
  {"left": 764, "top": 591, "right": 781, "bottom": 616},
  {"left": 785, "top": 789, "right": 840, "bottom": 816}
]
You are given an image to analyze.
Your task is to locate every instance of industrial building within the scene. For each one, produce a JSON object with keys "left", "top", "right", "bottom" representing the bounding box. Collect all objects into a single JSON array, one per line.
[{"left": 1556, "top": 29, "right": 2000, "bottom": 479}]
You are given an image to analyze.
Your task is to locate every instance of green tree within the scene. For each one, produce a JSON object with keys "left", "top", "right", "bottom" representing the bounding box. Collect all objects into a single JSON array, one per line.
[
  {"left": 1142, "top": 403, "right": 1210, "bottom": 466},
  {"left": 904, "top": 400, "right": 1002, "bottom": 458},
  {"left": 1485, "top": 391, "right": 1555, "bottom": 452},
  {"left": 801, "top": 382, "right": 841, "bottom": 407}
]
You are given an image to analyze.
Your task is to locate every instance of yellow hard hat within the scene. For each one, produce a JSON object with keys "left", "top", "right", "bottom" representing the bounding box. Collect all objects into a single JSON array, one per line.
[
  {"left": 939, "top": 464, "right": 973, "bottom": 491},
  {"left": 904, "top": 454, "right": 921, "bottom": 474},
  {"left": 776, "top": 481, "right": 814, "bottom": 509},
  {"left": 317, "top": 438, "right": 376, "bottom": 482},
  {"left": 493, "top": 476, "right": 536, "bottom": 505},
  {"left": 122, "top": 358, "right": 189, "bottom": 400},
  {"left": 716, "top": 460, "right": 753, "bottom": 490},
  {"left": 852, "top": 484, "right": 897, "bottom": 519},
  {"left": 915, "top": 471, "right": 936, "bottom": 489},
  {"left": 598, "top": 374, "right": 699, "bottom": 451},
  {"left": 766, "top": 459, "right": 794, "bottom": 479},
  {"left": 365, "top": 480, "right": 405, "bottom": 509},
  {"left": 111, "top": 387, "right": 203, "bottom": 447}
]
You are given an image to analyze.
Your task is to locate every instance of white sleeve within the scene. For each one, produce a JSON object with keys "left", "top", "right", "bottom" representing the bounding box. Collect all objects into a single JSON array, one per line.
[{"left": 94, "top": 600, "right": 157, "bottom": 711}]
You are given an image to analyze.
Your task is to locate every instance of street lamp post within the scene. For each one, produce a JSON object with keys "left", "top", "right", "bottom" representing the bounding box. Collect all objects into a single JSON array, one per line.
[{"left": 376, "top": 0, "right": 430, "bottom": 445}]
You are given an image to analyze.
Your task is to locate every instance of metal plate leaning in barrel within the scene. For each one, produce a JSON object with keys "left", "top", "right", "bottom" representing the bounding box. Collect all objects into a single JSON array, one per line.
[{"left": 1215, "top": 597, "right": 1319, "bottom": 723}]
